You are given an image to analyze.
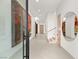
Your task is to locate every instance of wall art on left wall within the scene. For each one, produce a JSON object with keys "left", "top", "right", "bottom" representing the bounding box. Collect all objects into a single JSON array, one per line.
[{"left": 11, "top": 0, "right": 25, "bottom": 47}]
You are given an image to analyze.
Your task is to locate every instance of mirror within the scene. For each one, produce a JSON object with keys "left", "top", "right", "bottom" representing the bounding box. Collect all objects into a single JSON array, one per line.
[{"left": 62, "top": 12, "right": 78, "bottom": 41}]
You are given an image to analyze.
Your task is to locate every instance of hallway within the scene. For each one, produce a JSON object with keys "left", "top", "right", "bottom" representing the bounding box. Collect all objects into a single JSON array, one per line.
[
  {"left": 0, "top": 0, "right": 78, "bottom": 59},
  {"left": 11, "top": 34, "right": 74, "bottom": 59}
]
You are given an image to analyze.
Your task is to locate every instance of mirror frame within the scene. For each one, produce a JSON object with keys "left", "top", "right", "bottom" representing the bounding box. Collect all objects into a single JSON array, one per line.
[{"left": 62, "top": 12, "right": 78, "bottom": 41}]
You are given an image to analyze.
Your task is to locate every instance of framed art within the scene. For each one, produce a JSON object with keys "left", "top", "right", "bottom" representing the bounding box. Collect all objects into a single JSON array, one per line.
[{"left": 11, "top": 0, "right": 24, "bottom": 47}]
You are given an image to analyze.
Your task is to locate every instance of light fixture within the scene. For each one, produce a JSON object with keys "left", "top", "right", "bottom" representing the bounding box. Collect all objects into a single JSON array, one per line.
[
  {"left": 35, "top": 0, "right": 39, "bottom": 2},
  {"left": 63, "top": 17, "right": 66, "bottom": 22},
  {"left": 35, "top": 17, "right": 39, "bottom": 21}
]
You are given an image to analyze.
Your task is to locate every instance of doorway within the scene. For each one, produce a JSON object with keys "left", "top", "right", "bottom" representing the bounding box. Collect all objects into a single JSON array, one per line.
[
  {"left": 35, "top": 23, "right": 38, "bottom": 35},
  {"left": 40, "top": 25, "right": 44, "bottom": 34}
]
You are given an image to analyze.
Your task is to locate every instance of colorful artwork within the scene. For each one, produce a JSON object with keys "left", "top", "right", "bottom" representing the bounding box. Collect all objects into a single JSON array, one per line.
[
  {"left": 12, "top": 0, "right": 31, "bottom": 47},
  {"left": 28, "top": 14, "right": 31, "bottom": 36},
  {"left": 15, "top": 15, "right": 21, "bottom": 45},
  {"left": 12, "top": 0, "right": 23, "bottom": 47}
]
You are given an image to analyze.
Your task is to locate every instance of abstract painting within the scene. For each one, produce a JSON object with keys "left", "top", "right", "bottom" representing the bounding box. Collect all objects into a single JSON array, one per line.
[
  {"left": 28, "top": 14, "right": 31, "bottom": 37},
  {"left": 11, "top": 0, "right": 23, "bottom": 47}
]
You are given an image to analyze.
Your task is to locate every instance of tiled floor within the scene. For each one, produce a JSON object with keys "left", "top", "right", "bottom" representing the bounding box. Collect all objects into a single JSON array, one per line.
[{"left": 11, "top": 34, "right": 74, "bottom": 59}]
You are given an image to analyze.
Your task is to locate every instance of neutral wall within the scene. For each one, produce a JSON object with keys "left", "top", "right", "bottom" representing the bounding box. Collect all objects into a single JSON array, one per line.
[
  {"left": 57, "top": 0, "right": 78, "bottom": 17},
  {"left": 0, "top": 0, "right": 26, "bottom": 59},
  {"left": 0, "top": 0, "right": 26, "bottom": 50},
  {"left": 57, "top": 0, "right": 78, "bottom": 59},
  {"left": 0, "top": 0, "right": 11, "bottom": 53}
]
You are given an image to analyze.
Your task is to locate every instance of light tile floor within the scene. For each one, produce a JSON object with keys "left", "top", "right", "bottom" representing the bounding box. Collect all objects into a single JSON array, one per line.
[{"left": 11, "top": 34, "right": 74, "bottom": 59}]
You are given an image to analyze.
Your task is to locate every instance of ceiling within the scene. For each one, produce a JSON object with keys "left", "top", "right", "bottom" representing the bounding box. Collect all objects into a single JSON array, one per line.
[{"left": 29, "top": 0, "right": 62, "bottom": 22}]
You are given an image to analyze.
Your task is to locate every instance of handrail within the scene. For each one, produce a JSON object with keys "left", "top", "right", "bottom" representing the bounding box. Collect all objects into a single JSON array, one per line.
[{"left": 47, "top": 27, "right": 56, "bottom": 32}]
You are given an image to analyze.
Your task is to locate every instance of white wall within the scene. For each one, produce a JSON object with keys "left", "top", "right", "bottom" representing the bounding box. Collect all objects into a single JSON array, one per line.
[
  {"left": 0, "top": 0, "right": 26, "bottom": 59},
  {"left": 57, "top": 0, "right": 78, "bottom": 59},
  {"left": 57, "top": 0, "right": 78, "bottom": 17},
  {"left": 0, "top": 0, "right": 26, "bottom": 52},
  {"left": 46, "top": 12, "right": 58, "bottom": 43},
  {"left": 0, "top": 0, "right": 11, "bottom": 53},
  {"left": 30, "top": 17, "right": 36, "bottom": 39}
]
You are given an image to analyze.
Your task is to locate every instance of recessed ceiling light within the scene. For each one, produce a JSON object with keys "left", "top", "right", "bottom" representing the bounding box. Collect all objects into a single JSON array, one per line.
[
  {"left": 35, "top": 17, "right": 39, "bottom": 21},
  {"left": 36, "top": 0, "right": 39, "bottom": 2},
  {"left": 63, "top": 18, "right": 66, "bottom": 22}
]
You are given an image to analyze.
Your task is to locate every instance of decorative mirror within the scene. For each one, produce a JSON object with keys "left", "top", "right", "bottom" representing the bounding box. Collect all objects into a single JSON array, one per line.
[{"left": 62, "top": 12, "right": 78, "bottom": 41}]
